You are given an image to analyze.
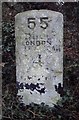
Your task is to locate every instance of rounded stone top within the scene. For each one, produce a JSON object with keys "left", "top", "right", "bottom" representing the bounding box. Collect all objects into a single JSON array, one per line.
[{"left": 15, "top": 10, "right": 63, "bottom": 19}]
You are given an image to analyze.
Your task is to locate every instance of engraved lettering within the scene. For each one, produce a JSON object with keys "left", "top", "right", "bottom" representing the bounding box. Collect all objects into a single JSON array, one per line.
[{"left": 30, "top": 41, "right": 35, "bottom": 45}]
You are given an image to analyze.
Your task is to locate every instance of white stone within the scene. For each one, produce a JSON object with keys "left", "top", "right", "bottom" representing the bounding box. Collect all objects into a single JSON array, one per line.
[{"left": 15, "top": 10, "right": 63, "bottom": 107}]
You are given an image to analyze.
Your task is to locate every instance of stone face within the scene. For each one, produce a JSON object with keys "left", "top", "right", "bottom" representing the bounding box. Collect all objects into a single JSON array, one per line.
[{"left": 15, "top": 10, "right": 63, "bottom": 107}]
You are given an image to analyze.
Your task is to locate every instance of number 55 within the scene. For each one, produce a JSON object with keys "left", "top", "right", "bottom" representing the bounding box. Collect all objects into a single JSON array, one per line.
[{"left": 28, "top": 17, "right": 49, "bottom": 29}]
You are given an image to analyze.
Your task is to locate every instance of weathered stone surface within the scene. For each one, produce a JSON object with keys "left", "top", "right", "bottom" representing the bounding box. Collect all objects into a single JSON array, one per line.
[{"left": 15, "top": 10, "right": 63, "bottom": 106}]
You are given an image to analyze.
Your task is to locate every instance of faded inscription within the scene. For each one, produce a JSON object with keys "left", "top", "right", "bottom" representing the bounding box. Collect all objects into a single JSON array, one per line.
[{"left": 15, "top": 10, "right": 63, "bottom": 106}]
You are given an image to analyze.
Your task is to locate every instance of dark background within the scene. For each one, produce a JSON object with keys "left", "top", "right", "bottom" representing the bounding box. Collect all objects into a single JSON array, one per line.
[{"left": 2, "top": 2, "right": 79, "bottom": 120}]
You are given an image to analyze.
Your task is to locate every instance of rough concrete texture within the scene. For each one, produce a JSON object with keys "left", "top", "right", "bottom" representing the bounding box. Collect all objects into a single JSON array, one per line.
[{"left": 15, "top": 10, "right": 63, "bottom": 106}]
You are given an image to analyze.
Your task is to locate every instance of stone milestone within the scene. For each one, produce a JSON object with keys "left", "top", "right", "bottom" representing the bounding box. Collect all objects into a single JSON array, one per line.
[{"left": 15, "top": 10, "right": 63, "bottom": 107}]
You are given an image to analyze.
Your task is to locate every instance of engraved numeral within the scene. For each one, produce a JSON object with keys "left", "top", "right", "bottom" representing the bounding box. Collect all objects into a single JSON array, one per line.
[
  {"left": 28, "top": 18, "right": 36, "bottom": 29},
  {"left": 40, "top": 17, "right": 48, "bottom": 29},
  {"left": 28, "top": 17, "right": 49, "bottom": 29}
]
